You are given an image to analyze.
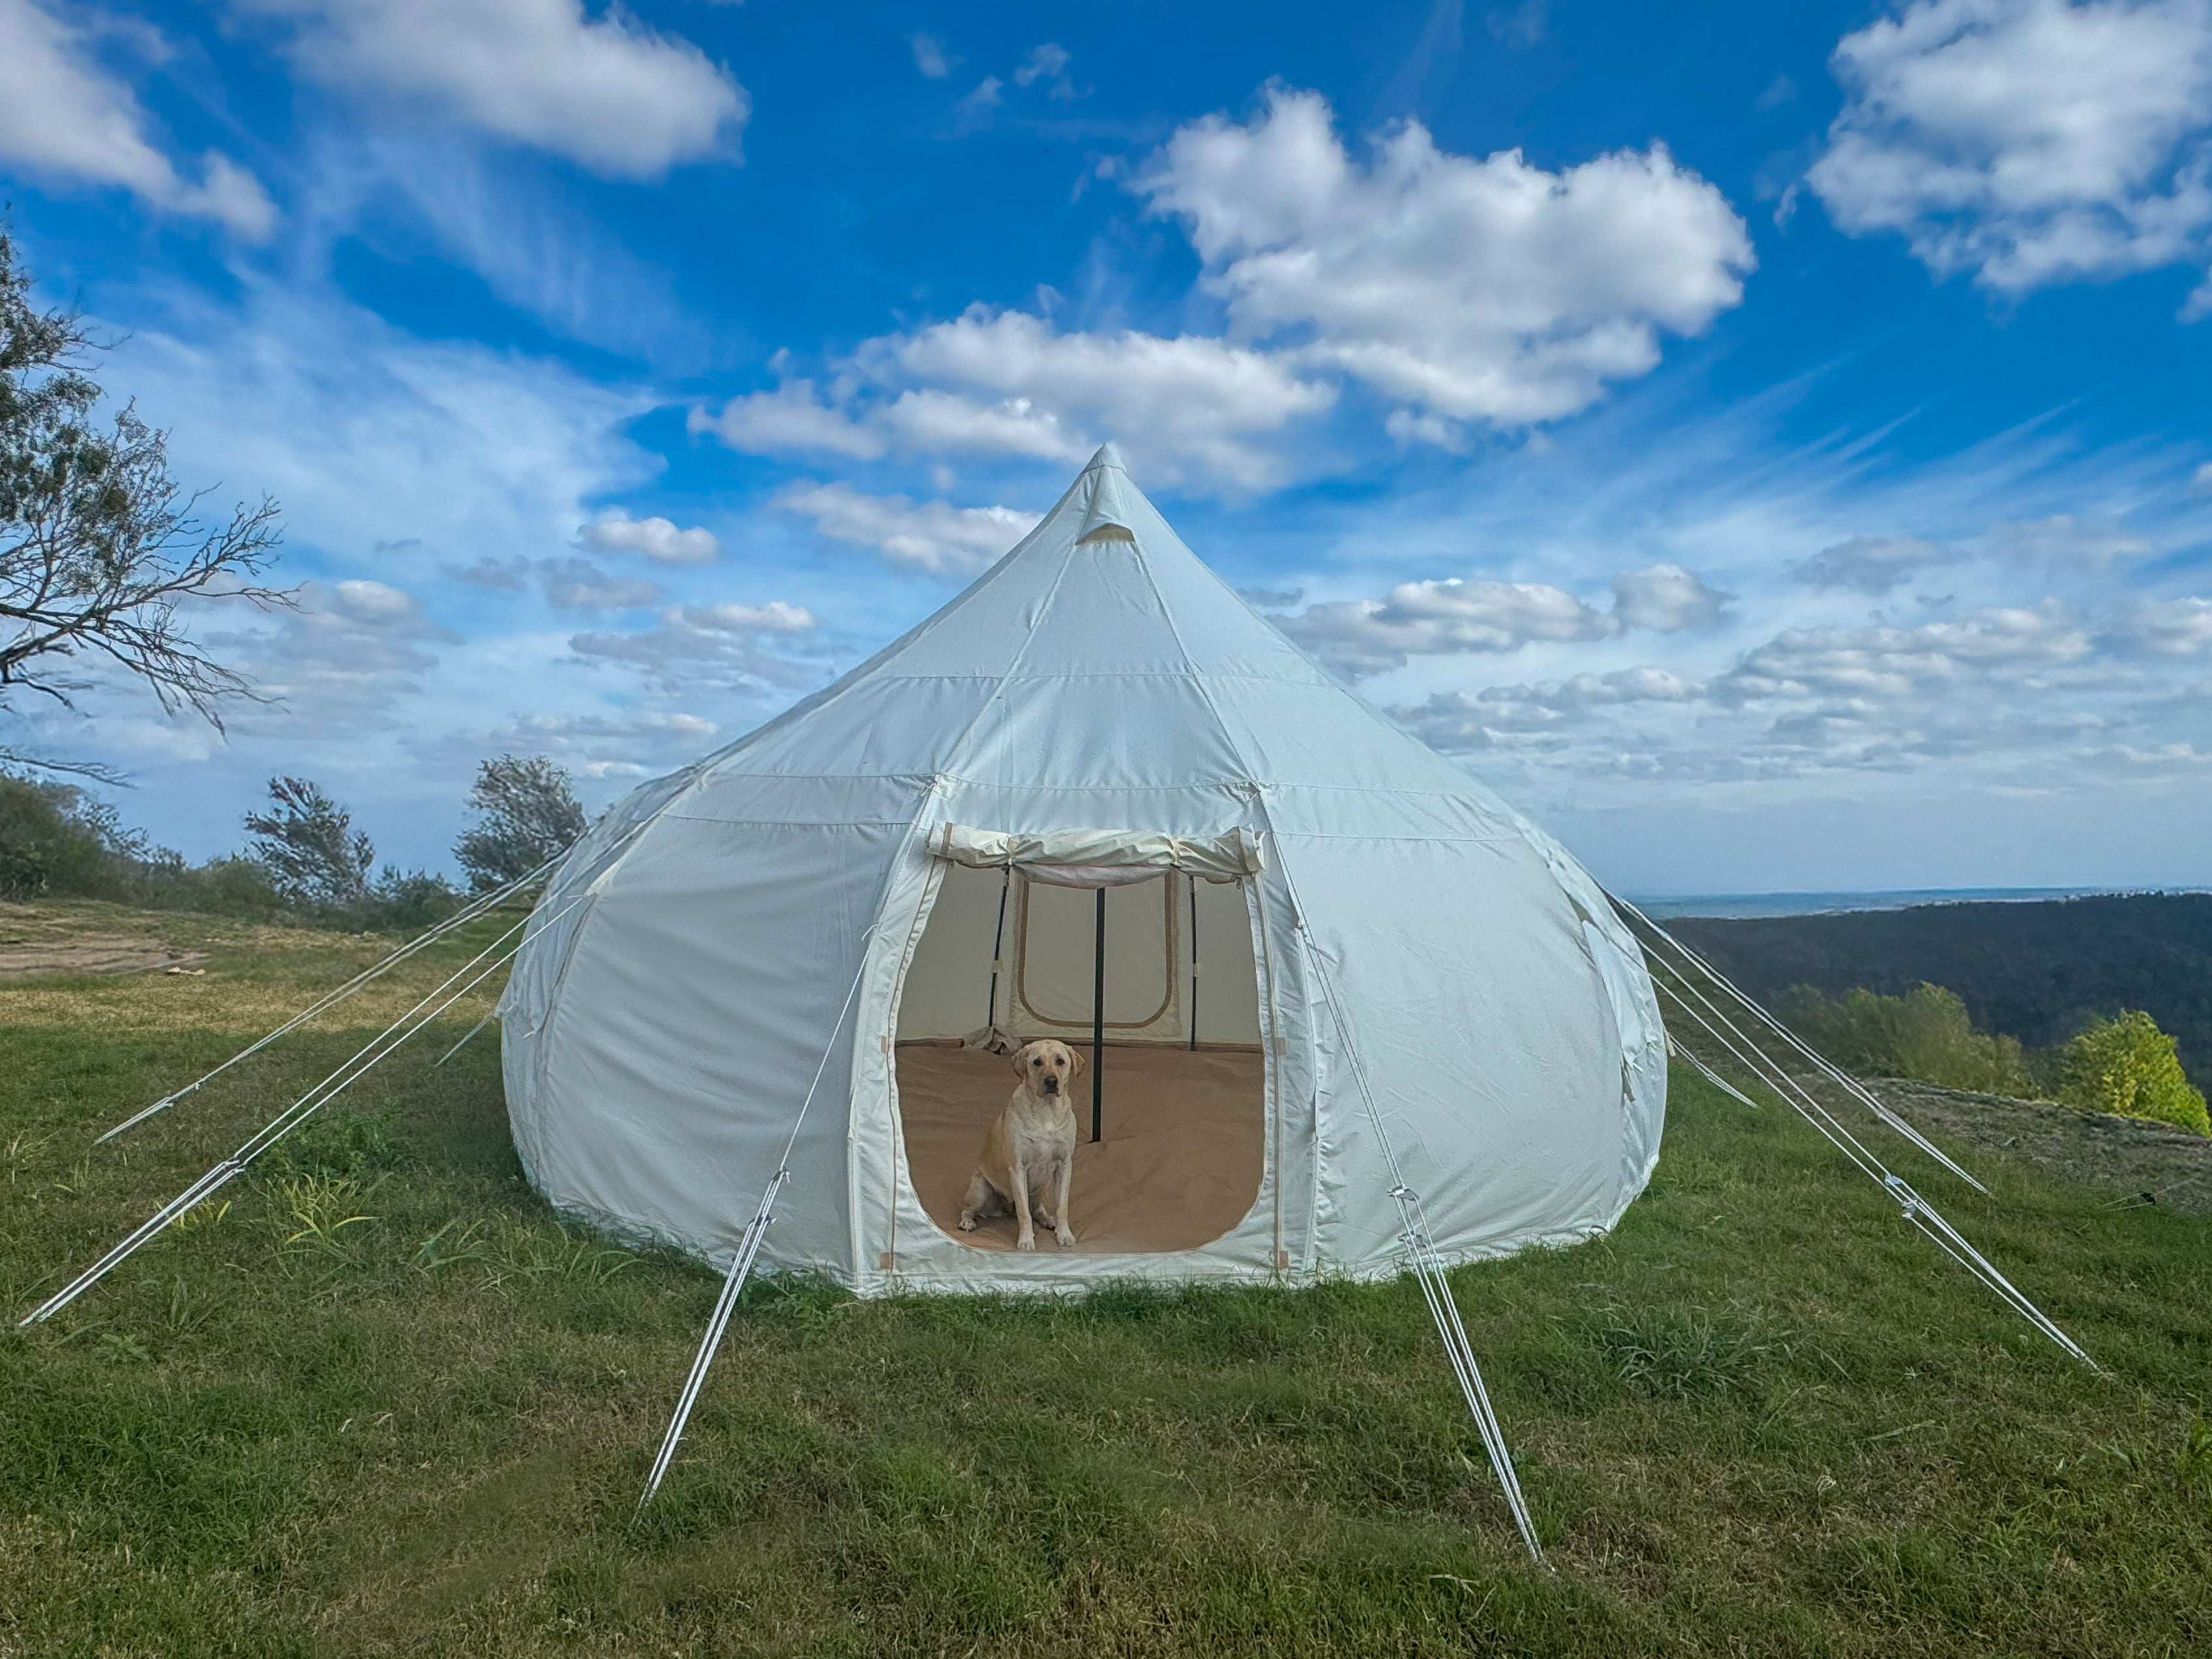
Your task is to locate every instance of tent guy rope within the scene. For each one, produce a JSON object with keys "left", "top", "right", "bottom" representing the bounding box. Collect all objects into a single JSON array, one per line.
[
  {"left": 1270, "top": 837, "right": 1546, "bottom": 1564},
  {"left": 637, "top": 936, "right": 879, "bottom": 1510},
  {"left": 1617, "top": 901, "right": 2097, "bottom": 1371},
  {"left": 18, "top": 897, "right": 578, "bottom": 1327},
  {"left": 92, "top": 848, "right": 570, "bottom": 1145}
]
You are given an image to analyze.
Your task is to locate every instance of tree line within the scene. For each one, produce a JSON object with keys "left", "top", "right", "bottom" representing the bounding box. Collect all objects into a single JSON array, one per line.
[
  {"left": 0, "top": 756, "right": 587, "bottom": 929},
  {"left": 1777, "top": 981, "right": 2209, "bottom": 1136}
]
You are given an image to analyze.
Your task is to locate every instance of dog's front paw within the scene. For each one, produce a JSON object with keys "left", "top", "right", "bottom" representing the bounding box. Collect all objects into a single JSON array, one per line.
[
  {"left": 1016, "top": 1229, "right": 1037, "bottom": 1251},
  {"left": 957, "top": 1214, "right": 978, "bottom": 1232},
  {"left": 1056, "top": 1225, "right": 1076, "bottom": 1248}
]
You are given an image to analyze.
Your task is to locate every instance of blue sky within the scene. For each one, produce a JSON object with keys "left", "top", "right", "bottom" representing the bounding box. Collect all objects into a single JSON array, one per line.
[{"left": 3, "top": 0, "right": 2208, "bottom": 895}]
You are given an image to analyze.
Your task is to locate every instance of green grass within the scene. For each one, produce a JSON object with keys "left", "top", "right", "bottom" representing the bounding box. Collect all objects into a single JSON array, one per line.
[{"left": 2, "top": 901, "right": 2209, "bottom": 1656}]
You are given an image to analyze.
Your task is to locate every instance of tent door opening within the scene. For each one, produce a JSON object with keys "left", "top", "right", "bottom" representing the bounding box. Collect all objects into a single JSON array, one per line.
[{"left": 892, "top": 860, "right": 1265, "bottom": 1255}]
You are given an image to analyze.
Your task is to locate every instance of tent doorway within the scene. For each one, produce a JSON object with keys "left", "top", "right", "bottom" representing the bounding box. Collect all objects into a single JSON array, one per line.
[{"left": 893, "top": 861, "right": 1266, "bottom": 1253}]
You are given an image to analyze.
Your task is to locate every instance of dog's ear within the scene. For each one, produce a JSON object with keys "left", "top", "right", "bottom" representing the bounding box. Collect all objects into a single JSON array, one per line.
[
  {"left": 1067, "top": 1044, "right": 1087, "bottom": 1077},
  {"left": 1009, "top": 1042, "right": 1034, "bottom": 1080}
]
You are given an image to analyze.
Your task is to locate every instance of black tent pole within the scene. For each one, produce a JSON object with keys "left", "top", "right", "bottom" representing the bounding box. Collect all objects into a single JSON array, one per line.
[
  {"left": 985, "top": 867, "right": 1011, "bottom": 1034},
  {"left": 1091, "top": 885, "right": 1106, "bottom": 1143},
  {"left": 1188, "top": 873, "right": 1199, "bottom": 1051}
]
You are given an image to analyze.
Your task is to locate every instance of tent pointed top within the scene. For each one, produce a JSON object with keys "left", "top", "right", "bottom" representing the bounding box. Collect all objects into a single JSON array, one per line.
[{"left": 1083, "top": 441, "right": 1127, "bottom": 474}]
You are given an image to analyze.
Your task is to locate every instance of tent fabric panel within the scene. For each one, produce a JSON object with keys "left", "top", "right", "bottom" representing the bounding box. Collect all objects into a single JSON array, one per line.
[
  {"left": 895, "top": 861, "right": 1011, "bottom": 1042},
  {"left": 507, "top": 815, "right": 910, "bottom": 1276},
  {"left": 1011, "top": 874, "right": 1179, "bottom": 1037},
  {"left": 949, "top": 675, "right": 1251, "bottom": 793},
  {"left": 1276, "top": 829, "right": 1627, "bottom": 1276},
  {"left": 685, "top": 676, "right": 1004, "bottom": 790},
  {"left": 1514, "top": 820, "right": 1669, "bottom": 1201},
  {"left": 1191, "top": 873, "right": 1264, "bottom": 1047}
]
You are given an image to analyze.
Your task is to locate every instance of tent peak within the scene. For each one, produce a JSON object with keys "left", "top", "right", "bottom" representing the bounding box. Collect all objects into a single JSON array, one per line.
[{"left": 1082, "top": 442, "right": 1127, "bottom": 474}]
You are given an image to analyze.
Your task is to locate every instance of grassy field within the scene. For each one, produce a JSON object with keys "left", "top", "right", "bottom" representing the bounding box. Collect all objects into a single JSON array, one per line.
[{"left": 2, "top": 900, "right": 2209, "bottom": 1657}]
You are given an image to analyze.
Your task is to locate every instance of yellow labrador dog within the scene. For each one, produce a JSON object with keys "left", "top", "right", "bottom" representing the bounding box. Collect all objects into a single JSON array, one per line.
[{"left": 958, "top": 1039, "right": 1082, "bottom": 1250}]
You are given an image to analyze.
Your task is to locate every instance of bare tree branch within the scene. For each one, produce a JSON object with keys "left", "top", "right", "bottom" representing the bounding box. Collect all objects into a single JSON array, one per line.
[{"left": 1, "top": 226, "right": 290, "bottom": 772}]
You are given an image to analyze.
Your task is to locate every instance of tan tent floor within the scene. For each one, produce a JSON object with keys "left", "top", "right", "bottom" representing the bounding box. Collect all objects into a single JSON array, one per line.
[{"left": 895, "top": 1043, "right": 1264, "bottom": 1253}]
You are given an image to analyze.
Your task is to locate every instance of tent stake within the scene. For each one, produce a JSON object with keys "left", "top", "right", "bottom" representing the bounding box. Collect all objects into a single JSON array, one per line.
[
  {"left": 435, "top": 1009, "right": 498, "bottom": 1067},
  {"left": 1091, "top": 885, "right": 1105, "bottom": 1143}
]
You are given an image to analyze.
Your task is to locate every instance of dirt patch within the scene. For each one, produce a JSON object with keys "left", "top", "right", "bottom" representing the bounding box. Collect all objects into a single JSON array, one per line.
[
  {"left": 0, "top": 938, "right": 209, "bottom": 981},
  {"left": 0, "top": 904, "right": 215, "bottom": 983},
  {"left": 1872, "top": 1078, "right": 2212, "bottom": 1214}
]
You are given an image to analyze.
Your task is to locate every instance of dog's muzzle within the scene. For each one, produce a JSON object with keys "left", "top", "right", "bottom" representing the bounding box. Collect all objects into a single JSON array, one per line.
[{"left": 1042, "top": 1077, "right": 1060, "bottom": 1095}]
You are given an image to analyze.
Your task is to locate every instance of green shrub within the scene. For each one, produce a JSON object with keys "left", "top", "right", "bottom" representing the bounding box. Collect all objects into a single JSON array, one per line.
[
  {"left": 1777, "top": 981, "right": 2035, "bottom": 1096},
  {"left": 2052, "top": 1011, "right": 2211, "bottom": 1135},
  {"left": 0, "top": 773, "right": 139, "bottom": 899}
]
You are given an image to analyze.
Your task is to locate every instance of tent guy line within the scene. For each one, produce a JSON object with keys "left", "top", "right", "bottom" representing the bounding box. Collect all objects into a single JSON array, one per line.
[
  {"left": 1621, "top": 906, "right": 2096, "bottom": 1370},
  {"left": 638, "top": 925, "right": 886, "bottom": 1511},
  {"left": 91, "top": 846, "right": 574, "bottom": 1146},
  {"left": 1272, "top": 832, "right": 1546, "bottom": 1564},
  {"left": 1617, "top": 895, "right": 1991, "bottom": 1193},
  {"left": 17, "top": 897, "right": 578, "bottom": 1327}
]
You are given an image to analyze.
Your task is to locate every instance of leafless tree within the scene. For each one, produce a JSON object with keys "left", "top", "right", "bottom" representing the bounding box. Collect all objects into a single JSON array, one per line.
[{"left": 2, "top": 228, "right": 287, "bottom": 774}]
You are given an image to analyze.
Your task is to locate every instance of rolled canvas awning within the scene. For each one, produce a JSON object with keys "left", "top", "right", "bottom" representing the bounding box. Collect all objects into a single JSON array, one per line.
[{"left": 929, "top": 822, "right": 1264, "bottom": 887}]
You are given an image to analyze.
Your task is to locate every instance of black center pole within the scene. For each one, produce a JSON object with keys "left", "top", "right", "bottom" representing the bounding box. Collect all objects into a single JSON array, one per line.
[
  {"left": 1091, "top": 884, "right": 1106, "bottom": 1144},
  {"left": 1188, "top": 873, "right": 1200, "bottom": 1052}
]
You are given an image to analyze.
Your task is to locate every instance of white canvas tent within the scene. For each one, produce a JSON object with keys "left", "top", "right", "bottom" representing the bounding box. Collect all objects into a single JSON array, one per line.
[
  {"left": 20, "top": 445, "right": 2093, "bottom": 1556},
  {"left": 498, "top": 445, "right": 1667, "bottom": 1298}
]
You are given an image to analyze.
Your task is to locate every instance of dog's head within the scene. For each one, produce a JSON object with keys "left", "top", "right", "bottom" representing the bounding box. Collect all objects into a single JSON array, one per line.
[{"left": 1011, "top": 1039, "right": 1083, "bottom": 1099}]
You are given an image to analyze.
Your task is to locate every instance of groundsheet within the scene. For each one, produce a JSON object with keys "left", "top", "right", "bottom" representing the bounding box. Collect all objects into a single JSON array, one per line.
[{"left": 895, "top": 1042, "right": 1264, "bottom": 1253}]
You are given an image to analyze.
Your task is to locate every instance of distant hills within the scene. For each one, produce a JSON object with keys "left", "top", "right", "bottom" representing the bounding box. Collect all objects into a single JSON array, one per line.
[{"left": 1666, "top": 893, "right": 2212, "bottom": 1089}]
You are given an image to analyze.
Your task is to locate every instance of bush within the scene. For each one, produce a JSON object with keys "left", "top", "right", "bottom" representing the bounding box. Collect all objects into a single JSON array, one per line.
[
  {"left": 0, "top": 773, "right": 149, "bottom": 901},
  {"left": 0, "top": 771, "right": 458, "bottom": 930},
  {"left": 2052, "top": 1011, "right": 2211, "bottom": 1135},
  {"left": 1777, "top": 981, "right": 2035, "bottom": 1096}
]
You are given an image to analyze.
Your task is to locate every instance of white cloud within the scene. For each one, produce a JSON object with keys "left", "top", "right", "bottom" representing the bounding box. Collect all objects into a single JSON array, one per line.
[
  {"left": 579, "top": 511, "right": 721, "bottom": 565},
  {"left": 1013, "top": 42, "right": 1075, "bottom": 99},
  {"left": 213, "top": 577, "right": 455, "bottom": 731},
  {"left": 1793, "top": 533, "right": 1960, "bottom": 593},
  {"left": 1274, "top": 578, "right": 1613, "bottom": 676},
  {"left": 1133, "top": 86, "right": 1754, "bottom": 432},
  {"left": 486, "top": 708, "right": 720, "bottom": 779},
  {"left": 233, "top": 0, "right": 747, "bottom": 177},
  {"left": 705, "top": 86, "right": 1753, "bottom": 491},
  {"left": 1807, "top": 0, "right": 2212, "bottom": 297},
  {"left": 450, "top": 556, "right": 532, "bottom": 590},
  {"left": 571, "top": 601, "right": 818, "bottom": 694},
  {"left": 1987, "top": 512, "right": 2153, "bottom": 567},
  {"left": 876, "top": 308, "right": 1333, "bottom": 486},
  {"left": 1272, "top": 560, "right": 1732, "bottom": 676},
  {"left": 2106, "top": 595, "right": 2212, "bottom": 651},
  {"left": 908, "top": 33, "right": 950, "bottom": 79},
  {"left": 2194, "top": 460, "right": 2212, "bottom": 492},
  {"left": 875, "top": 387, "right": 1086, "bottom": 462},
  {"left": 0, "top": 0, "right": 275, "bottom": 237},
  {"left": 1717, "top": 601, "right": 2093, "bottom": 704},
  {"left": 1396, "top": 666, "right": 1700, "bottom": 751},
  {"left": 535, "top": 557, "right": 661, "bottom": 612},
  {"left": 689, "top": 378, "right": 888, "bottom": 460},
  {"left": 775, "top": 483, "right": 1041, "bottom": 576},
  {"left": 1486, "top": 3, "right": 1549, "bottom": 49},
  {"left": 698, "top": 308, "right": 1336, "bottom": 488},
  {"left": 1610, "top": 562, "right": 1731, "bottom": 631}
]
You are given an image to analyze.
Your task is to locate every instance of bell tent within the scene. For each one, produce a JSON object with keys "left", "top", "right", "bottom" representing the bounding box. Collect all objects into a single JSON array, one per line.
[
  {"left": 25, "top": 446, "right": 2095, "bottom": 1557},
  {"left": 498, "top": 445, "right": 1667, "bottom": 1297}
]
